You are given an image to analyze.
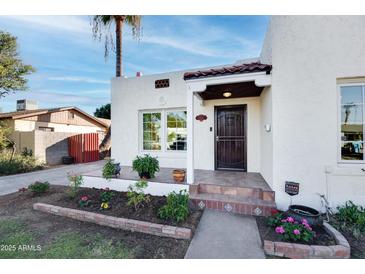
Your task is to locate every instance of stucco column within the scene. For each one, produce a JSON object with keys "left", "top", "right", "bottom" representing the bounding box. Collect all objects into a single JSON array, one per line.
[{"left": 186, "top": 89, "right": 194, "bottom": 185}]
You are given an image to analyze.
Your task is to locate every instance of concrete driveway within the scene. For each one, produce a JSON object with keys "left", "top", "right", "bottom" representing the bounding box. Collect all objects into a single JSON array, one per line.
[{"left": 0, "top": 160, "right": 105, "bottom": 196}]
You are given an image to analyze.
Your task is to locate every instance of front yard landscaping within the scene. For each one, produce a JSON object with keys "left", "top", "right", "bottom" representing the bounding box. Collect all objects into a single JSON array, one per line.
[
  {"left": 0, "top": 185, "right": 201, "bottom": 259},
  {"left": 256, "top": 211, "right": 350, "bottom": 258}
]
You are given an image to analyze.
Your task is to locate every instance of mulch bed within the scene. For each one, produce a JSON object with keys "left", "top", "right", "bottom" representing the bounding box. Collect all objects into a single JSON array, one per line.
[
  {"left": 330, "top": 217, "right": 365, "bottom": 259},
  {"left": 256, "top": 216, "right": 336, "bottom": 246},
  {"left": 53, "top": 187, "right": 202, "bottom": 231},
  {"left": 0, "top": 185, "right": 202, "bottom": 258}
]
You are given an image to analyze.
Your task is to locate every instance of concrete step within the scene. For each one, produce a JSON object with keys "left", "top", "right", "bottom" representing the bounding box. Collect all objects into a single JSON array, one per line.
[
  {"left": 189, "top": 183, "right": 275, "bottom": 202},
  {"left": 190, "top": 193, "right": 276, "bottom": 217}
]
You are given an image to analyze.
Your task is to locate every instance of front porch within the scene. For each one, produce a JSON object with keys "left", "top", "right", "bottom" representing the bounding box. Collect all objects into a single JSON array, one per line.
[
  {"left": 83, "top": 165, "right": 269, "bottom": 189},
  {"left": 82, "top": 166, "right": 276, "bottom": 216}
]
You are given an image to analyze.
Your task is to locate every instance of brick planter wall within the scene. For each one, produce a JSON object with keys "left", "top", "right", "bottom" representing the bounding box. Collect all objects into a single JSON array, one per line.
[
  {"left": 33, "top": 203, "right": 191, "bottom": 240},
  {"left": 263, "top": 223, "right": 350, "bottom": 259}
]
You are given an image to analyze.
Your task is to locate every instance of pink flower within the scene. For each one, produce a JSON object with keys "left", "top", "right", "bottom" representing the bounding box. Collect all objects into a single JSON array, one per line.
[
  {"left": 81, "top": 195, "right": 89, "bottom": 201},
  {"left": 293, "top": 229, "right": 301, "bottom": 235},
  {"left": 302, "top": 218, "right": 308, "bottom": 224},
  {"left": 275, "top": 226, "right": 285, "bottom": 234},
  {"left": 281, "top": 219, "right": 287, "bottom": 223},
  {"left": 287, "top": 217, "right": 295, "bottom": 223},
  {"left": 304, "top": 224, "right": 312, "bottom": 231}
]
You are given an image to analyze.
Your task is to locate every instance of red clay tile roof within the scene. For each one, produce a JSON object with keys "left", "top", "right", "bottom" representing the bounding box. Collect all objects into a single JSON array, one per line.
[{"left": 183, "top": 62, "right": 272, "bottom": 80}]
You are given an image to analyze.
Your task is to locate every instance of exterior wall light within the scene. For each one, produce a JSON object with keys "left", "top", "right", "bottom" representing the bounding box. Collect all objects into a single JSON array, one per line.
[{"left": 223, "top": 92, "right": 232, "bottom": 98}]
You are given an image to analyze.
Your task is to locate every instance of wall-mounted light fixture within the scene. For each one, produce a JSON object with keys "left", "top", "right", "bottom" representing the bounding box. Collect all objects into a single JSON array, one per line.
[
  {"left": 264, "top": 124, "right": 271, "bottom": 132},
  {"left": 223, "top": 92, "right": 232, "bottom": 98}
]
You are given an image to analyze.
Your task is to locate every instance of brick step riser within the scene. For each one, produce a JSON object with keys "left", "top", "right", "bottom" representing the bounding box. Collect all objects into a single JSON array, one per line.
[
  {"left": 191, "top": 198, "right": 274, "bottom": 217},
  {"left": 191, "top": 184, "right": 275, "bottom": 202}
]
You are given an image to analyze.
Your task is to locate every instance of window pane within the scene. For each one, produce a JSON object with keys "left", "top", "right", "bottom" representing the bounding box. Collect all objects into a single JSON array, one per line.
[
  {"left": 340, "top": 86, "right": 364, "bottom": 160},
  {"left": 143, "top": 113, "right": 151, "bottom": 123},
  {"left": 142, "top": 112, "right": 161, "bottom": 151},
  {"left": 166, "top": 111, "right": 187, "bottom": 151}
]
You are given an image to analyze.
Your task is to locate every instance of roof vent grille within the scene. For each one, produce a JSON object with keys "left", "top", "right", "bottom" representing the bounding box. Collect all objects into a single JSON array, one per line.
[{"left": 155, "top": 79, "right": 170, "bottom": 89}]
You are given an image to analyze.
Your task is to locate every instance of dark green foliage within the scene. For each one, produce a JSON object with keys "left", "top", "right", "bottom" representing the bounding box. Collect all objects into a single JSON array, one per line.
[
  {"left": 0, "top": 151, "right": 44, "bottom": 176},
  {"left": 158, "top": 190, "right": 189, "bottom": 223},
  {"left": 94, "top": 103, "right": 111, "bottom": 119},
  {"left": 335, "top": 201, "right": 365, "bottom": 238},
  {"left": 267, "top": 212, "right": 284, "bottom": 227},
  {"left": 132, "top": 154, "right": 159, "bottom": 178},
  {"left": 21, "top": 147, "right": 33, "bottom": 157},
  {"left": 127, "top": 180, "right": 150, "bottom": 210},
  {"left": 100, "top": 188, "right": 115, "bottom": 203},
  {"left": 28, "top": 181, "right": 50, "bottom": 194},
  {"left": 102, "top": 159, "right": 115, "bottom": 181},
  {"left": 0, "top": 31, "right": 35, "bottom": 97}
]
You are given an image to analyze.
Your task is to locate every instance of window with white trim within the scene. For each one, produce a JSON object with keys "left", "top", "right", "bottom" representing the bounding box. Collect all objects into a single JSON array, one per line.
[
  {"left": 339, "top": 84, "right": 365, "bottom": 162},
  {"left": 141, "top": 109, "right": 187, "bottom": 152}
]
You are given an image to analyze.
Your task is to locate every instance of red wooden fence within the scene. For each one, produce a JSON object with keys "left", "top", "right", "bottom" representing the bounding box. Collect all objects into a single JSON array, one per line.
[{"left": 69, "top": 133, "right": 99, "bottom": 163}]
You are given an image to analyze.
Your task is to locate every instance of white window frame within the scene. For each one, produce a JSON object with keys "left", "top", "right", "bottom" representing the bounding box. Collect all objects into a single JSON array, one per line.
[
  {"left": 337, "top": 82, "right": 365, "bottom": 164},
  {"left": 139, "top": 108, "right": 187, "bottom": 154}
]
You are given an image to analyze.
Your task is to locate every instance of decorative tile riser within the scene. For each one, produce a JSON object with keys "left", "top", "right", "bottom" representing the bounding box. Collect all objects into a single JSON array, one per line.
[{"left": 190, "top": 199, "right": 274, "bottom": 216}]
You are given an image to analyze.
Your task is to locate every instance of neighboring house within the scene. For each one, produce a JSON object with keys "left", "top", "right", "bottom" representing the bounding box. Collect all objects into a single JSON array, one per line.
[
  {"left": 0, "top": 100, "right": 109, "bottom": 164},
  {"left": 111, "top": 16, "right": 365, "bottom": 212}
]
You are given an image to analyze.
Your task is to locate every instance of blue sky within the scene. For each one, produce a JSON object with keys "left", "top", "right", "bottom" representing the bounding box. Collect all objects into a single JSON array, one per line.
[{"left": 0, "top": 16, "right": 269, "bottom": 114}]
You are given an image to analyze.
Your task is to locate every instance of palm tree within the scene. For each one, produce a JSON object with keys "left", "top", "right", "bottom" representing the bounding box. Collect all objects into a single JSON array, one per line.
[
  {"left": 92, "top": 15, "right": 142, "bottom": 157},
  {"left": 92, "top": 15, "right": 142, "bottom": 77}
]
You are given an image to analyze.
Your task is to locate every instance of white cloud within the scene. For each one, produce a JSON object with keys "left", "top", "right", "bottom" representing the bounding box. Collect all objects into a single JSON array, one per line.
[
  {"left": 48, "top": 76, "right": 109, "bottom": 84},
  {"left": 140, "top": 36, "right": 218, "bottom": 57},
  {"left": 5, "top": 15, "right": 90, "bottom": 35}
]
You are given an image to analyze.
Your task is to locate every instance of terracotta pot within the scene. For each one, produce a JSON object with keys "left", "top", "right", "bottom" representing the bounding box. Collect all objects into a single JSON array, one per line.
[{"left": 172, "top": 169, "right": 185, "bottom": 183}]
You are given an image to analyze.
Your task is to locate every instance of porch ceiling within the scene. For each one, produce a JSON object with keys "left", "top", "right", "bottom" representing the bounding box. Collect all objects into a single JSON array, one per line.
[{"left": 198, "top": 81, "right": 264, "bottom": 100}]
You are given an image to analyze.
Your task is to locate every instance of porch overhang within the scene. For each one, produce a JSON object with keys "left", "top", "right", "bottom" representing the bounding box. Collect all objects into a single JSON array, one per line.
[
  {"left": 185, "top": 71, "right": 271, "bottom": 95},
  {"left": 183, "top": 68, "right": 272, "bottom": 185}
]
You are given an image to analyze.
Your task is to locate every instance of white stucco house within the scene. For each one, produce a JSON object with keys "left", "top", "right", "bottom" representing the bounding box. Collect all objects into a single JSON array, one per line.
[{"left": 110, "top": 16, "right": 365, "bottom": 213}]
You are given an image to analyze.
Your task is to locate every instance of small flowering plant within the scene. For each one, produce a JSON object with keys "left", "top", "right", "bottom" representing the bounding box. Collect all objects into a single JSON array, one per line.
[
  {"left": 269, "top": 214, "right": 316, "bottom": 243},
  {"left": 100, "top": 187, "right": 115, "bottom": 203},
  {"left": 100, "top": 202, "right": 110, "bottom": 210},
  {"left": 78, "top": 195, "right": 91, "bottom": 208}
]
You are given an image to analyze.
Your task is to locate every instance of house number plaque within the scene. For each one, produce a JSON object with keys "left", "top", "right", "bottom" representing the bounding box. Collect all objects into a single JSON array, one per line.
[{"left": 285, "top": 181, "right": 299, "bottom": 196}]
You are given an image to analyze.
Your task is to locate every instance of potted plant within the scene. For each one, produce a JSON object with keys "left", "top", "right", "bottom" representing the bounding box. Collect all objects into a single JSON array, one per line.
[
  {"left": 132, "top": 154, "right": 159, "bottom": 179},
  {"left": 103, "top": 159, "right": 121, "bottom": 181},
  {"left": 172, "top": 169, "right": 186, "bottom": 183}
]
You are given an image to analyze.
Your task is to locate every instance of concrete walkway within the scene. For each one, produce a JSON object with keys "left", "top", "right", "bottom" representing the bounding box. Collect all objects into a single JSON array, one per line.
[
  {"left": 185, "top": 209, "right": 265, "bottom": 259},
  {"left": 0, "top": 160, "right": 105, "bottom": 196}
]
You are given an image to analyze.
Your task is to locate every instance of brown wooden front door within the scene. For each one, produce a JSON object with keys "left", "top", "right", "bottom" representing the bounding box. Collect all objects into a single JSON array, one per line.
[{"left": 215, "top": 105, "right": 247, "bottom": 171}]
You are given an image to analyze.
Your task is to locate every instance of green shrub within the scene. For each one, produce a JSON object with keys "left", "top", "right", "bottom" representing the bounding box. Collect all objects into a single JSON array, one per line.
[
  {"left": 336, "top": 201, "right": 365, "bottom": 237},
  {"left": 0, "top": 151, "right": 44, "bottom": 176},
  {"left": 158, "top": 190, "right": 189, "bottom": 223},
  {"left": 102, "top": 159, "right": 115, "bottom": 181},
  {"left": 21, "top": 147, "right": 33, "bottom": 157},
  {"left": 132, "top": 154, "right": 159, "bottom": 178},
  {"left": 67, "top": 175, "right": 83, "bottom": 199},
  {"left": 100, "top": 188, "right": 115, "bottom": 203},
  {"left": 127, "top": 180, "right": 150, "bottom": 210},
  {"left": 28, "top": 181, "right": 50, "bottom": 194}
]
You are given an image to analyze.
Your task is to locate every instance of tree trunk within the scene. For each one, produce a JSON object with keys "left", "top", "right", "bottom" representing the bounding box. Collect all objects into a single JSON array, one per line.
[{"left": 115, "top": 17, "right": 124, "bottom": 77}]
